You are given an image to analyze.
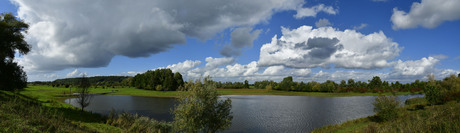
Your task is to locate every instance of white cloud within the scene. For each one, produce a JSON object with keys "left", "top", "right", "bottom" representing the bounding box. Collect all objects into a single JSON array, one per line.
[
  {"left": 166, "top": 60, "right": 202, "bottom": 74},
  {"left": 387, "top": 56, "right": 459, "bottom": 81},
  {"left": 157, "top": 55, "right": 457, "bottom": 83},
  {"left": 66, "top": 69, "right": 87, "bottom": 78},
  {"left": 295, "top": 4, "right": 337, "bottom": 19},
  {"left": 258, "top": 25, "right": 401, "bottom": 69},
  {"left": 315, "top": 18, "right": 332, "bottom": 27},
  {"left": 205, "top": 57, "right": 235, "bottom": 69},
  {"left": 392, "top": 57, "right": 439, "bottom": 76},
  {"left": 12, "top": 0, "right": 318, "bottom": 73},
  {"left": 391, "top": 0, "right": 460, "bottom": 30},
  {"left": 353, "top": 23, "right": 368, "bottom": 30}
]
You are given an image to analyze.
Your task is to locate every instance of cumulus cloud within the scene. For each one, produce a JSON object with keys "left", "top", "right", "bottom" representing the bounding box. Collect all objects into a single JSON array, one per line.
[
  {"left": 205, "top": 57, "right": 235, "bottom": 69},
  {"left": 315, "top": 18, "right": 332, "bottom": 27},
  {"left": 159, "top": 55, "right": 457, "bottom": 83},
  {"left": 12, "top": 0, "right": 323, "bottom": 72},
  {"left": 294, "top": 4, "right": 337, "bottom": 19},
  {"left": 66, "top": 69, "right": 87, "bottom": 78},
  {"left": 166, "top": 60, "right": 202, "bottom": 74},
  {"left": 258, "top": 25, "right": 401, "bottom": 69},
  {"left": 391, "top": 0, "right": 460, "bottom": 30},
  {"left": 220, "top": 27, "right": 261, "bottom": 57},
  {"left": 391, "top": 57, "right": 439, "bottom": 77}
]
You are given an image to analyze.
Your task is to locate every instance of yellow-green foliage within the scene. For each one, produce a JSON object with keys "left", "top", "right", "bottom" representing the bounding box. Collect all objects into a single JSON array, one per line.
[
  {"left": 106, "top": 112, "right": 172, "bottom": 133},
  {"left": 173, "top": 77, "right": 233, "bottom": 133}
]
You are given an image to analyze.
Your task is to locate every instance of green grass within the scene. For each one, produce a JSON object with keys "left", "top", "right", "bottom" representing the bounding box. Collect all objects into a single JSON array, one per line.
[
  {"left": 312, "top": 98, "right": 460, "bottom": 133},
  {"left": 24, "top": 85, "right": 415, "bottom": 100},
  {"left": 0, "top": 91, "right": 121, "bottom": 132}
]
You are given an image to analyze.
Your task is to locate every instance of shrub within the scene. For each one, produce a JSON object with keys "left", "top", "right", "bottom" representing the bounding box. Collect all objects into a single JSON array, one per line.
[
  {"left": 424, "top": 84, "right": 442, "bottom": 105},
  {"left": 107, "top": 112, "right": 172, "bottom": 133},
  {"left": 373, "top": 95, "right": 399, "bottom": 122}
]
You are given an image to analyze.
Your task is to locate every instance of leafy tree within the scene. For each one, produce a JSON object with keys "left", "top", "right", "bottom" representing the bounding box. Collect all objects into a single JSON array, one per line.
[
  {"left": 173, "top": 77, "right": 232, "bottom": 133},
  {"left": 132, "top": 68, "right": 183, "bottom": 91},
  {"left": 0, "top": 13, "right": 30, "bottom": 91},
  {"left": 244, "top": 80, "right": 249, "bottom": 89},
  {"left": 174, "top": 72, "right": 184, "bottom": 88},
  {"left": 368, "top": 76, "right": 383, "bottom": 90},
  {"left": 76, "top": 75, "right": 91, "bottom": 111},
  {"left": 347, "top": 79, "right": 355, "bottom": 88},
  {"left": 279, "top": 76, "right": 293, "bottom": 91}
]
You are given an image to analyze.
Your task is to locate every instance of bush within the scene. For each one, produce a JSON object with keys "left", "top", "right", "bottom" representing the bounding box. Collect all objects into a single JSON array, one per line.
[
  {"left": 373, "top": 95, "right": 399, "bottom": 122},
  {"left": 107, "top": 112, "right": 172, "bottom": 133},
  {"left": 424, "top": 84, "right": 442, "bottom": 105}
]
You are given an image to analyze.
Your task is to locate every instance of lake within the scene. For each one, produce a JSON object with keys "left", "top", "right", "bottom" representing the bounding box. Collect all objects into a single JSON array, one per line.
[{"left": 66, "top": 94, "right": 422, "bottom": 132}]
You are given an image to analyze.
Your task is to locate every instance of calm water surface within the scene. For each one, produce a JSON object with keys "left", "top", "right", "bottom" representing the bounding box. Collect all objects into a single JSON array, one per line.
[{"left": 66, "top": 94, "right": 422, "bottom": 132}]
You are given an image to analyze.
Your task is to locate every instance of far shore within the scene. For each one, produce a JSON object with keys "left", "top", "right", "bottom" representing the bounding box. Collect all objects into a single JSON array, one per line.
[{"left": 23, "top": 85, "right": 418, "bottom": 104}]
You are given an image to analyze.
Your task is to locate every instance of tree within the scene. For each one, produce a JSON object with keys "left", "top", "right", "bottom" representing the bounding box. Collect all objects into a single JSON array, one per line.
[
  {"left": 0, "top": 13, "right": 30, "bottom": 91},
  {"left": 244, "top": 80, "right": 249, "bottom": 89},
  {"left": 279, "top": 76, "right": 293, "bottom": 91},
  {"left": 76, "top": 75, "right": 91, "bottom": 111},
  {"left": 173, "top": 77, "right": 232, "bottom": 133},
  {"left": 369, "top": 76, "right": 383, "bottom": 90}
]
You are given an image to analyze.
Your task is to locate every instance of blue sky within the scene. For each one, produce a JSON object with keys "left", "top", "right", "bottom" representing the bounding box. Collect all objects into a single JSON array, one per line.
[{"left": 3, "top": 0, "right": 460, "bottom": 83}]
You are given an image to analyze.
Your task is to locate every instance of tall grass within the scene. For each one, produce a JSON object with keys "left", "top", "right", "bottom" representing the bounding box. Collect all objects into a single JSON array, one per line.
[{"left": 106, "top": 111, "right": 172, "bottom": 133}]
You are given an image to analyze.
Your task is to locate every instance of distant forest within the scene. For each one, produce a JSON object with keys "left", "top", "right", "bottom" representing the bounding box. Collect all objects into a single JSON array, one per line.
[
  {"left": 30, "top": 70, "right": 460, "bottom": 94},
  {"left": 30, "top": 76, "right": 131, "bottom": 88}
]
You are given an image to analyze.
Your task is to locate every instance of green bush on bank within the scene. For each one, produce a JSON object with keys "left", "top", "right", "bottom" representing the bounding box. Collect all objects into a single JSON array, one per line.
[
  {"left": 372, "top": 95, "right": 399, "bottom": 122},
  {"left": 107, "top": 112, "right": 172, "bottom": 133}
]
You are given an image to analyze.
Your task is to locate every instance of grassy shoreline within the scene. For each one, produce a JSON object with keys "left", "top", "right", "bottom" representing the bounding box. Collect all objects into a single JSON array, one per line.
[
  {"left": 9, "top": 85, "right": 424, "bottom": 132},
  {"left": 23, "top": 85, "right": 416, "bottom": 101},
  {"left": 312, "top": 97, "right": 460, "bottom": 132}
]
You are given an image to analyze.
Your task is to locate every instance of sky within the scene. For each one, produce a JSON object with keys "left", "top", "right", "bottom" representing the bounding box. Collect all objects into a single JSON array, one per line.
[{"left": 2, "top": 0, "right": 460, "bottom": 83}]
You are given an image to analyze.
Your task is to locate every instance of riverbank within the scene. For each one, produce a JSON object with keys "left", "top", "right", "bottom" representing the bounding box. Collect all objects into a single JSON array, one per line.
[
  {"left": 312, "top": 97, "right": 460, "bottom": 132},
  {"left": 24, "top": 85, "right": 415, "bottom": 101}
]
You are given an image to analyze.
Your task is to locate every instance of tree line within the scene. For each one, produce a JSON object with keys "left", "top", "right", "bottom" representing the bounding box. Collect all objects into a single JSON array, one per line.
[
  {"left": 253, "top": 76, "right": 427, "bottom": 93},
  {"left": 215, "top": 75, "right": 460, "bottom": 94},
  {"left": 131, "top": 68, "right": 184, "bottom": 91}
]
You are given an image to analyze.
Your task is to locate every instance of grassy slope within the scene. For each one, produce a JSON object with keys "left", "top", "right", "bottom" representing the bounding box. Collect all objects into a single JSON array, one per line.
[
  {"left": 0, "top": 91, "right": 121, "bottom": 132},
  {"left": 312, "top": 98, "right": 460, "bottom": 133}
]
